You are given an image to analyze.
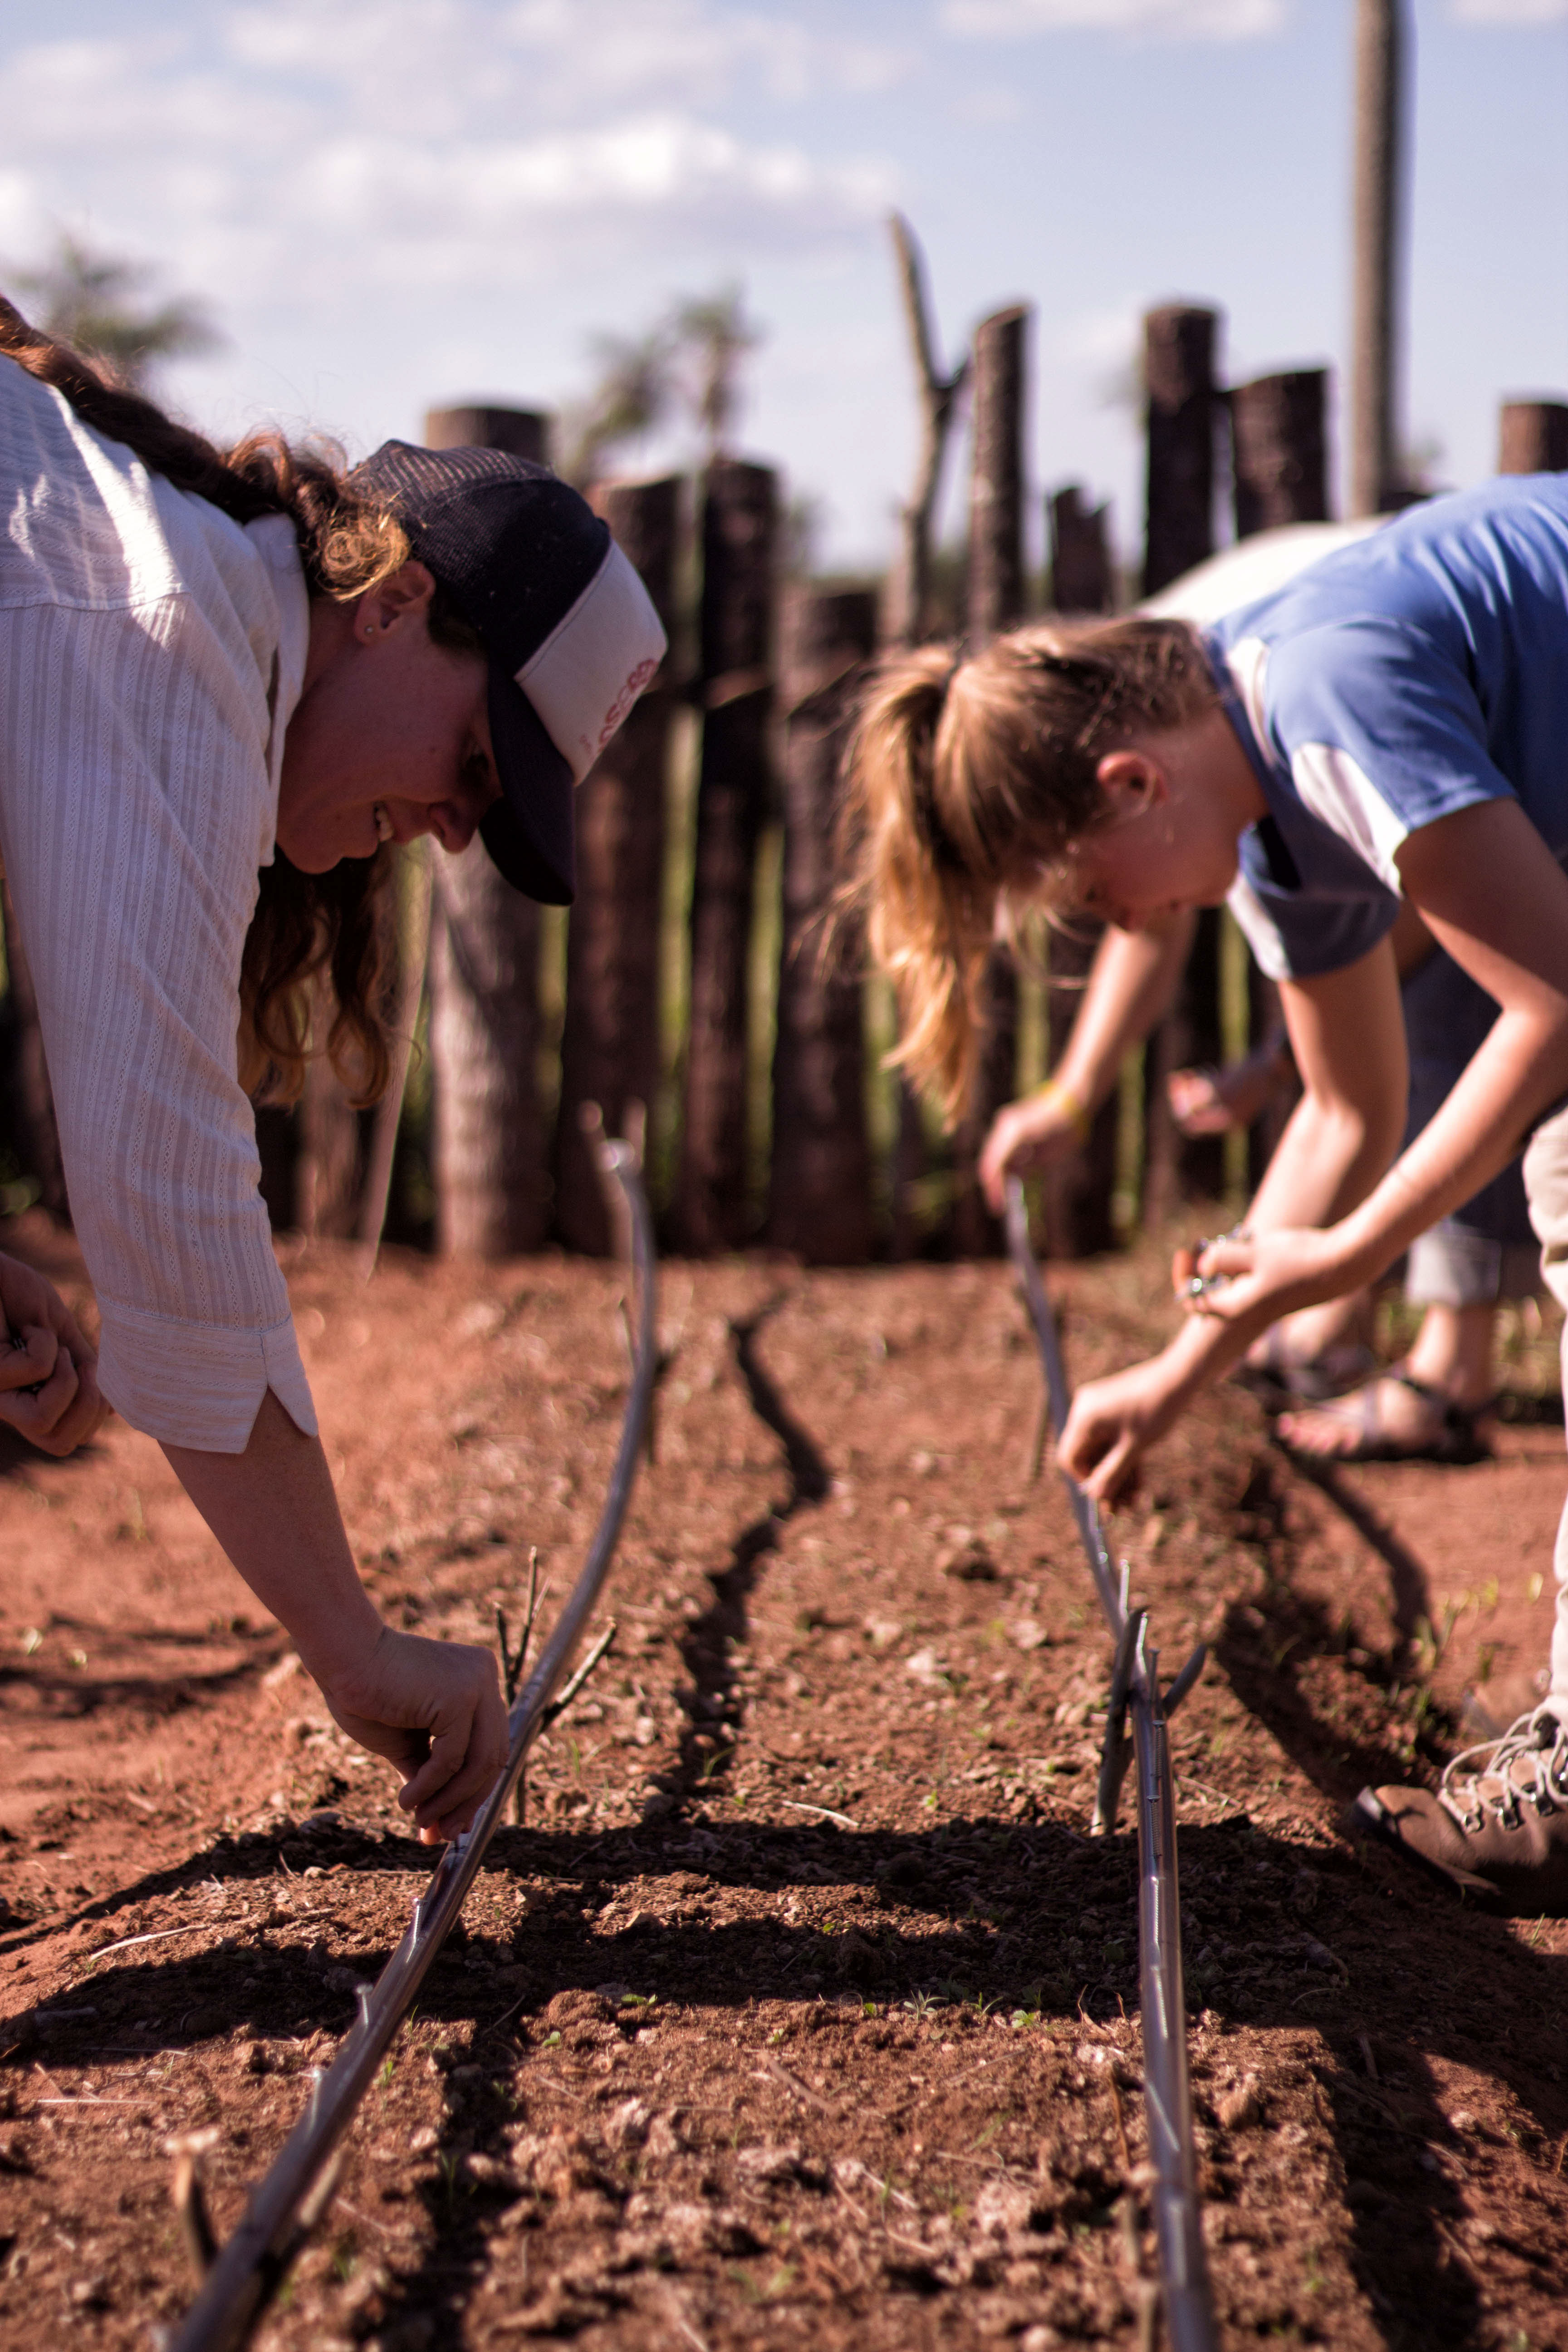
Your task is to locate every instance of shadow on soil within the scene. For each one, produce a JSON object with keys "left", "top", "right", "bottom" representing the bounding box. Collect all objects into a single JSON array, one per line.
[
  {"left": 5, "top": 1809, "right": 1566, "bottom": 2349},
  {"left": 664, "top": 1292, "right": 830, "bottom": 1808},
  {"left": 1212, "top": 1449, "right": 1455, "bottom": 1805},
  {"left": 5, "top": 1291, "right": 1563, "bottom": 2347}
]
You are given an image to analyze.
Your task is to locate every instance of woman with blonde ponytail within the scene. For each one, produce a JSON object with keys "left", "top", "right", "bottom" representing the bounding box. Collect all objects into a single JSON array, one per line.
[
  {"left": 0, "top": 294, "right": 665, "bottom": 1840},
  {"left": 846, "top": 473, "right": 1568, "bottom": 1909},
  {"left": 843, "top": 618, "right": 1222, "bottom": 1122}
]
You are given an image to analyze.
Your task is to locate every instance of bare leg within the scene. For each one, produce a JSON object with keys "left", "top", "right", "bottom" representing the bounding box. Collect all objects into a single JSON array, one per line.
[{"left": 1278, "top": 1301, "right": 1494, "bottom": 1459}]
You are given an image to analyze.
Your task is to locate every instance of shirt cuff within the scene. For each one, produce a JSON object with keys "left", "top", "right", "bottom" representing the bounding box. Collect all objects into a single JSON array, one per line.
[{"left": 96, "top": 1297, "right": 319, "bottom": 1452}]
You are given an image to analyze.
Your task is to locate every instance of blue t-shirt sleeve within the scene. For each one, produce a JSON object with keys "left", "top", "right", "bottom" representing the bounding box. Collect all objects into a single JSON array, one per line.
[
  {"left": 1218, "top": 612, "right": 1519, "bottom": 983},
  {"left": 1263, "top": 614, "right": 1517, "bottom": 848}
]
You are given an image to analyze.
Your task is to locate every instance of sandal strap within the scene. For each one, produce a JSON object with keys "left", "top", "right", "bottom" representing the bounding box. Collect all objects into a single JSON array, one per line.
[{"left": 1388, "top": 1363, "right": 1495, "bottom": 1446}]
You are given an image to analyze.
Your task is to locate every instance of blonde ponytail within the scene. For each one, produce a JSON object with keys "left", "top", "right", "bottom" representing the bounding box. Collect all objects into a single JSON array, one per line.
[{"left": 840, "top": 617, "right": 1215, "bottom": 1122}]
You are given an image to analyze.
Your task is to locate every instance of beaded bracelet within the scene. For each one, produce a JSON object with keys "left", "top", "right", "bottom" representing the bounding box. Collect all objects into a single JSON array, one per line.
[{"left": 1034, "top": 1076, "right": 1091, "bottom": 1147}]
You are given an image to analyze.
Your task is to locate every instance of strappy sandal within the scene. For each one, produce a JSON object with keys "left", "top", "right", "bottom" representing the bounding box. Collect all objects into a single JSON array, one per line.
[
  {"left": 1232, "top": 1329, "right": 1378, "bottom": 1411},
  {"left": 1276, "top": 1363, "right": 1494, "bottom": 1465}
]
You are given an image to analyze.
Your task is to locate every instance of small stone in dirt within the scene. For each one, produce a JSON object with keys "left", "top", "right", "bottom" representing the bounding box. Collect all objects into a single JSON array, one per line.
[
  {"left": 68, "top": 2276, "right": 109, "bottom": 2310},
  {"left": 1011, "top": 1618, "right": 1049, "bottom": 1652},
  {"left": 408, "top": 2124, "right": 440, "bottom": 2155}
]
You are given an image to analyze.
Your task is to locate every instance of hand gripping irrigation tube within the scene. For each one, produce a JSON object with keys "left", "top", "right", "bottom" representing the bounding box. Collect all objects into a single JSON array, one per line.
[
  {"left": 1004, "top": 1179, "right": 1217, "bottom": 2352},
  {"left": 166, "top": 1133, "right": 657, "bottom": 2352}
]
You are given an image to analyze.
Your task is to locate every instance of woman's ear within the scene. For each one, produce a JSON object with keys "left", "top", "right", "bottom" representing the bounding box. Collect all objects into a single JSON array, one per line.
[
  {"left": 352, "top": 560, "right": 437, "bottom": 643},
  {"left": 1095, "top": 747, "right": 1169, "bottom": 823}
]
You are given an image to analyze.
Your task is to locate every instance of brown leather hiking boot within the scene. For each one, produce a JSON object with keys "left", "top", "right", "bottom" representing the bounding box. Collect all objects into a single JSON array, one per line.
[{"left": 1355, "top": 1703, "right": 1568, "bottom": 1912}]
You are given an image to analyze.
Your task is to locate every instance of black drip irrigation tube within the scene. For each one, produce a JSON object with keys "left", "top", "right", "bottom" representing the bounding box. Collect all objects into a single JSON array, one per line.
[
  {"left": 1004, "top": 1178, "right": 1217, "bottom": 2352},
  {"left": 164, "top": 1132, "right": 658, "bottom": 2352}
]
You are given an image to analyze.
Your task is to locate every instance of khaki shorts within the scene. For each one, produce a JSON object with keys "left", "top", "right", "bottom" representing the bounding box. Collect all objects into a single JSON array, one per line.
[{"left": 1523, "top": 1099, "right": 1568, "bottom": 1311}]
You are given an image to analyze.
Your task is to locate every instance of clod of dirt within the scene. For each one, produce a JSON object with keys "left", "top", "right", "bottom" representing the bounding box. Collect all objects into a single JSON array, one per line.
[
  {"left": 735, "top": 2141, "right": 804, "bottom": 2184},
  {"left": 973, "top": 2177, "right": 1045, "bottom": 2238},
  {"left": 938, "top": 1537, "right": 999, "bottom": 1582},
  {"left": 1216, "top": 2075, "right": 1263, "bottom": 2131},
  {"left": 604, "top": 2097, "right": 651, "bottom": 2148},
  {"left": 836, "top": 1927, "right": 890, "bottom": 1987}
]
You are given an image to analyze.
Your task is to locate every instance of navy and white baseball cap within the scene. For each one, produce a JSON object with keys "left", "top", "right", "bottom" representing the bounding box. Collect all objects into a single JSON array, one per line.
[{"left": 352, "top": 441, "right": 668, "bottom": 903}]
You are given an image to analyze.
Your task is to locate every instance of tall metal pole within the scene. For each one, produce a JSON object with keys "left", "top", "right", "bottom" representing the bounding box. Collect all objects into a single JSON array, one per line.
[{"left": 1349, "top": 0, "right": 1407, "bottom": 518}]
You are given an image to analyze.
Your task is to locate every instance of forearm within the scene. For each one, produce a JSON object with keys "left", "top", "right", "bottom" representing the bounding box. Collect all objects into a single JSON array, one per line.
[
  {"left": 1245, "top": 1082, "right": 1399, "bottom": 1235},
  {"left": 1056, "top": 911, "right": 1196, "bottom": 1110},
  {"left": 163, "top": 1387, "right": 382, "bottom": 1687},
  {"left": 1339, "top": 1004, "right": 1568, "bottom": 1279}
]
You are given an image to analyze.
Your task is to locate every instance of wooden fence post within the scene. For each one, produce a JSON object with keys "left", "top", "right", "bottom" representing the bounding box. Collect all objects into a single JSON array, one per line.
[
  {"left": 766, "top": 585, "right": 877, "bottom": 1264},
  {"left": 1499, "top": 401, "right": 1568, "bottom": 475},
  {"left": 423, "top": 406, "right": 550, "bottom": 465},
  {"left": 1142, "top": 304, "right": 1219, "bottom": 597},
  {"left": 952, "top": 304, "right": 1029, "bottom": 1257},
  {"left": 674, "top": 460, "right": 777, "bottom": 1254},
  {"left": 1141, "top": 304, "right": 1223, "bottom": 1220},
  {"left": 883, "top": 217, "right": 968, "bottom": 1260},
  {"left": 424, "top": 402, "right": 550, "bottom": 1258},
  {"left": 430, "top": 845, "right": 547, "bottom": 1255},
  {"left": 0, "top": 882, "right": 67, "bottom": 1221},
  {"left": 1047, "top": 485, "right": 1113, "bottom": 613},
  {"left": 299, "top": 1036, "right": 364, "bottom": 1240},
  {"left": 554, "top": 475, "right": 682, "bottom": 1254},
  {"left": 1230, "top": 370, "right": 1329, "bottom": 538},
  {"left": 1349, "top": 0, "right": 1407, "bottom": 517}
]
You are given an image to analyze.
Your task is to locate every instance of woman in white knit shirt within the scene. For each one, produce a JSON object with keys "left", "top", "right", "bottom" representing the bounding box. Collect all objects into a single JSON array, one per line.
[{"left": 0, "top": 300, "right": 666, "bottom": 1842}]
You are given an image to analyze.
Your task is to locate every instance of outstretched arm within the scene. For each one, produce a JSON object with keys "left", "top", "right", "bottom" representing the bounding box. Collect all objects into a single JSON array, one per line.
[
  {"left": 1195, "top": 799, "right": 1568, "bottom": 1324},
  {"left": 1057, "top": 932, "right": 1409, "bottom": 1499},
  {"left": 979, "top": 909, "right": 1195, "bottom": 1210},
  {"left": 165, "top": 1390, "right": 508, "bottom": 1842}
]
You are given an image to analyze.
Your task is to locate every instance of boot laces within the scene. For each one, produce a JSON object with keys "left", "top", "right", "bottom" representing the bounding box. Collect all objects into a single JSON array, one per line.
[{"left": 1438, "top": 1703, "right": 1568, "bottom": 1834}]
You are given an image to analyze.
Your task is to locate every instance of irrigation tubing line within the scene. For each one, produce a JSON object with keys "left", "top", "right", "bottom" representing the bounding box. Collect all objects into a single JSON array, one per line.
[
  {"left": 1004, "top": 1178, "right": 1217, "bottom": 2352},
  {"left": 166, "top": 1134, "right": 657, "bottom": 2352}
]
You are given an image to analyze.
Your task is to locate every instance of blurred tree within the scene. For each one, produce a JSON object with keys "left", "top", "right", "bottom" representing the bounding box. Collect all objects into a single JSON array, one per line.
[
  {"left": 11, "top": 232, "right": 220, "bottom": 389},
  {"left": 669, "top": 285, "right": 761, "bottom": 463},
  {"left": 559, "top": 323, "right": 676, "bottom": 487},
  {"left": 559, "top": 286, "right": 762, "bottom": 487}
]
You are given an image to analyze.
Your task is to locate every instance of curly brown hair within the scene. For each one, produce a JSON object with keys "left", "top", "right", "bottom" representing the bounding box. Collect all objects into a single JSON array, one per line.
[{"left": 0, "top": 291, "right": 464, "bottom": 1107}]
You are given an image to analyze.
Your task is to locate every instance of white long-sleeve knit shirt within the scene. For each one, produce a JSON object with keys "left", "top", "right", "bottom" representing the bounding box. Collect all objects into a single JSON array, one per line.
[{"left": 0, "top": 355, "right": 318, "bottom": 1450}]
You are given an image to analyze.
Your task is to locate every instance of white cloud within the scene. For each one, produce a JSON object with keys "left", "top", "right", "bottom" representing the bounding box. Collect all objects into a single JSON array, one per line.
[
  {"left": 1449, "top": 0, "right": 1568, "bottom": 21},
  {"left": 0, "top": 12, "right": 897, "bottom": 314},
  {"left": 941, "top": 0, "right": 1288, "bottom": 37}
]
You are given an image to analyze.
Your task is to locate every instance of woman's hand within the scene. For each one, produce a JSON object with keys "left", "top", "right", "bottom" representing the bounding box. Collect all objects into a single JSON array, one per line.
[
  {"left": 1058, "top": 1354, "right": 1191, "bottom": 1505},
  {"left": 980, "top": 1085, "right": 1089, "bottom": 1213},
  {"left": 1176, "top": 1223, "right": 1372, "bottom": 1336},
  {"left": 321, "top": 1627, "right": 509, "bottom": 1843},
  {"left": 1167, "top": 1028, "right": 1289, "bottom": 1139},
  {"left": 0, "top": 1251, "right": 108, "bottom": 1457}
]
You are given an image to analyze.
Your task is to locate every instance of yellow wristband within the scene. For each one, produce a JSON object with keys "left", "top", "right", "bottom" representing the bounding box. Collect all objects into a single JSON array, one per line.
[{"left": 1035, "top": 1076, "right": 1091, "bottom": 1146}]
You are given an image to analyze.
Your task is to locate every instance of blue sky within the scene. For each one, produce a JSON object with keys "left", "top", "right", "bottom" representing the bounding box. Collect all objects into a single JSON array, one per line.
[{"left": 2, "top": 0, "right": 1564, "bottom": 569}]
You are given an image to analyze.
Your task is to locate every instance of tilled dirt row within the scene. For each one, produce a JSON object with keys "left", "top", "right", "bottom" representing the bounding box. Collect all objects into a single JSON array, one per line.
[{"left": 1, "top": 1224, "right": 1566, "bottom": 2349}]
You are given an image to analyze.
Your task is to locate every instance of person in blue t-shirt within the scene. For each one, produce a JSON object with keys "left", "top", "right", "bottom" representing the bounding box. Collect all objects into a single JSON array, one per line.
[{"left": 843, "top": 472, "right": 1568, "bottom": 1909}]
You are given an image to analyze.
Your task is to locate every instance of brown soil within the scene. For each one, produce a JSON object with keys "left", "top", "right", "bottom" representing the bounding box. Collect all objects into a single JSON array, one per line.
[{"left": 2, "top": 1214, "right": 1567, "bottom": 2351}]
